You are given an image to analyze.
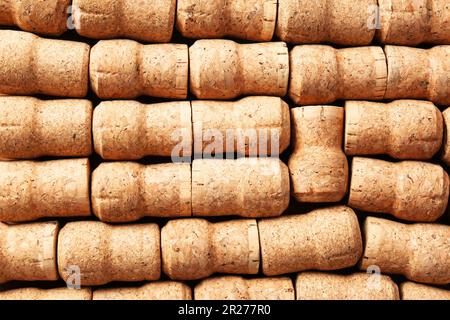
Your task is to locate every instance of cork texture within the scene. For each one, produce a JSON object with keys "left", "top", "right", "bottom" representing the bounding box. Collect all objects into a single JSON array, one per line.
[
  {"left": 442, "top": 107, "right": 450, "bottom": 166},
  {"left": 0, "top": 288, "right": 92, "bottom": 300},
  {"left": 400, "top": 282, "right": 450, "bottom": 300},
  {"left": 93, "top": 282, "right": 192, "bottom": 300}
]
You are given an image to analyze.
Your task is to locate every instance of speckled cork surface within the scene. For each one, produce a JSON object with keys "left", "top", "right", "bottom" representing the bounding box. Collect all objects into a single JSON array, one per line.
[
  {"left": 93, "top": 282, "right": 192, "bottom": 300},
  {"left": 400, "top": 282, "right": 450, "bottom": 300},
  {"left": 441, "top": 107, "right": 450, "bottom": 166},
  {"left": 0, "top": 287, "right": 92, "bottom": 300}
]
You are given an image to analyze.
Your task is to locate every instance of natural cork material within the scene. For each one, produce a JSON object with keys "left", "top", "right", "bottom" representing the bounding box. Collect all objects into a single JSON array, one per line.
[
  {"left": 73, "top": 0, "right": 176, "bottom": 42},
  {"left": 91, "top": 162, "right": 191, "bottom": 222},
  {"left": 90, "top": 40, "right": 188, "bottom": 99},
  {"left": 189, "top": 40, "right": 289, "bottom": 99},
  {"left": 176, "top": 0, "right": 276, "bottom": 41},
  {"left": 0, "top": 288, "right": 92, "bottom": 300},
  {"left": 345, "top": 100, "right": 443, "bottom": 160},
  {"left": 0, "top": 222, "right": 59, "bottom": 283},
  {"left": 0, "top": 30, "right": 89, "bottom": 98},
  {"left": 0, "top": 96, "right": 92, "bottom": 159},
  {"left": 400, "top": 282, "right": 450, "bottom": 300},
  {"left": 441, "top": 107, "right": 450, "bottom": 166},
  {"left": 195, "top": 276, "right": 295, "bottom": 300},
  {"left": 162, "top": 218, "right": 260, "bottom": 280},
  {"left": 259, "top": 206, "right": 362, "bottom": 276},
  {"left": 361, "top": 217, "right": 450, "bottom": 285},
  {"left": 289, "top": 106, "right": 348, "bottom": 203},
  {"left": 58, "top": 221, "right": 161, "bottom": 286},
  {"left": 93, "top": 282, "right": 192, "bottom": 300},
  {"left": 0, "top": 159, "right": 91, "bottom": 222},
  {"left": 349, "top": 157, "right": 449, "bottom": 222},
  {"left": 289, "top": 45, "right": 387, "bottom": 105}
]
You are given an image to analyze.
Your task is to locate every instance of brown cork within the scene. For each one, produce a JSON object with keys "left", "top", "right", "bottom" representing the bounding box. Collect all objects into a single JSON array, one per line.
[
  {"left": 360, "top": 217, "right": 450, "bottom": 285},
  {"left": 349, "top": 157, "right": 449, "bottom": 222},
  {"left": 400, "top": 282, "right": 450, "bottom": 300},
  {"left": 58, "top": 221, "right": 161, "bottom": 286},
  {"left": 189, "top": 40, "right": 289, "bottom": 99},
  {"left": 259, "top": 206, "right": 363, "bottom": 276},
  {"left": 289, "top": 106, "right": 348, "bottom": 203},
  {"left": 0, "top": 159, "right": 91, "bottom": 222},
  {"left": 72, "top": 0, "right": 176, "bottom": 42},
  {"left": 0, "top": 96, "right": 92, "bottom": 159},
  {"left": 384, "top": 45, "right": 450, "bottom": 105},
  {"left": 289, "top": 45, "right": 387, "bottom": 105},
  {"left": 195, "top": 276, "right": 295, "bottom": 300},
  {"left": 0, "top": 222, "right": 59, "bottom": 283},
  {"left": 192, "top": 158, "right": 289, "bottom": 218},
  {"left": 161, "top": 218, "right": 260, "bottom": 280},
  {"left": 345, "top": 100, "right": 443, "bottom": 160},
  {"left": 0, "top": 30, "right": 89, "bottom": 98},
  {"left": 0, "top": 288, "right": 92, "bottom": 300},
  {"left": 176, "top": 0, "right": 276, "bottom": 41},
  {"left": 90, "top": 40, "right": 188, "bottom": 99},
  {"left": 441, "top": 107, "right": 450, "bottom": 166},
  {"left": 93, "top": 282, "right": 192, "bottom": 300}
]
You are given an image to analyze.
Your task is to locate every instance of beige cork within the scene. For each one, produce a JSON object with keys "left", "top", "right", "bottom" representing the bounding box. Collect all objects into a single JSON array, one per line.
[
  {"left": 400, "top": 282, "right": 450, "bottom": 300},
  {"left": 296, "top": 272, "right": 399, "bottom": 300},
  {"left": 276, "top": 0, "right": 376, "bottom": 45},
  {"left": 58, "top": 221, "right": 161, "bottom": 286},
  {"left": 192, "top": 158, "right": 289, "bottom": 218},
  {"left": 91, "top": 162, "right": 191, "bottom": 222},
  {"left": 0, "top": 30, "right": 89, "bottom": 98},
  {"left": 93, "top": 282, "right": 192, "bottom": 300},
  {"left": 289, "top": 106, "right": 348, "bottom": 203},
  {"left": 289, "top": 45, "right": 387, "bottom": 105},
  {"left": 349, "top": 157, "right": 449, "bottom": 222},
  {"left": 0, "top": 222, "right": 59, "bottom": 283},
  {"left": 0, "top": 159, "right": 90, "bottom": 222},
  {"left": 361, "top": 217, "right": 450, "bottom": 285},
  {"left": 189, "top": 40, "right": 289, "bottom": 100},
  {"left": 441, "top": 107, "right": 450, "bottom": 166},
  {"left": 176, "top": 0, "right": 276, "bottom": 41},
  {"left": 93, "top": 100, "right": 192, "bottom": 160},
  {"left": 162, "top": 218, "right": 260, "bottom": 280},
  {"left": 73, "top": 0, "right": 176, "bottom": 42},
  {"left": 259, "top": 206, "right": 362, "bottom": 276},
  {"left": 90, "top": 40, "right": 188, "bottom": 99},
  {"left": 384, "top": 45, "right": 450, "bottom": 105},
  {"left": 345, "top": 100, "right": 443, "bottom": 160},
  {"left": 0, "top": 288, "right": 92, "bottom": 300}
]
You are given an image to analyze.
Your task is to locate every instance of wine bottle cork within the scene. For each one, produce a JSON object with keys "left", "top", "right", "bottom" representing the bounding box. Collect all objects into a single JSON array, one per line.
[
  {"left": 58, "top": 221, "right": 161, "bottom": 286},
  {"left": 72, "top": 0, "right": 176, "bottom": 42},
  {"left": 276, "top": 0, "right": 376, "bottom": 45},
  {"left": 0, "top": 30, "right": 89, "bottom": 98},
  {"left": 259, "top": 206, "right": 362, "bottom": 276},
  {"left": 92, "top": 162, "right": 191, "bottom": 222},
  {"left": 345, "top": 100, "right": 443, "bottom": 160},
  {"left": 400, "top": 282, "right": 450, "bottom": 300},
  {"left": 161, "top": 218, "right": 260, "bottom": 280},
  {"left": 289, "top": 106, "right": 348, "bottom": 202},
  {"left": 0, "top": 96, "right": 92, "bottom": 159},
  {"left": 90, "top": 40, "right": 188, "bottom": 99},
  {"left": 0, "top": 222, "right": 59, "bottom": 283},
  {"left": 289, "top": 45, "right": 387, "bottom": 105},
  {"left": 0, "top": 159, "right": 91, "bottom": 222},
  {"left": 0, "top": 288, "right": 92, "bottom": 300},
  {"left": 93, "top": 282, "right": 192, "bottom": 300},
  {"left": 192, "top": 158, "right": 289, "bottom": 218},
  {"left": 441, "top": 107, "right": 450, "bottom": 166},
  {"left": 195, "top": 276, "right": 295, "bottom": 300},
  {"left": 189, "top": 40, "right": 289, "bottom": 99},
  {"left": 349, "top": 157, "right": 449, "bottom": 222},
  {"left": 360, "top": 217, "right": 450, "bottom": 285},
  {"left": 176, "top": 0, "right": 276, "bottom": 41},
  {"left": 384, "top": 45, "right": 450, "bottom": 105}
]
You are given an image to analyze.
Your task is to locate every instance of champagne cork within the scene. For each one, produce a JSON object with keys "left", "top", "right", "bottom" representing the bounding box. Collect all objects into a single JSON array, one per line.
[
  {"left": 289, "top": 106, "right": 348, "bottom": 203},
  {"left": 189, "top": 40, "right": 289, "bottom": 99},
  {"left": 161, "top": 218, "right": 260, "bottom": 280},
  {"left": 0, "top": 30, "right": 89, "bottom": 98},
  {"left": 400, "top": 282, "right": 450, "bottom": 300},
  {"left": 0, "top": 288, "right": 92, "bottom": 300},
  {"left": 349, "top": 157, "right": 449, "bottom": 222},
  {"left": 289, "top": 45, "right": 387, "bottom": 105},
  {"left": 176, "top": 0, "right": 276, "bottom": 41},
  {"left": 441, "top": 107, "right": 450, "bottom": 166},
  {"left": 0, "top": 96, "right": 92, "bottom": 159},
  {"left": 360, "top": 217, "right": 450, "bottom": 285},
  {"left": 384, "top": 45, "right": 450, "bottom": 105},
  {"left": 276, "top": 0, "right": 376, "bottom": 45},
  {"left": 93, "top": 100, "right": 192, "bottom": 160},
  {"left": 0, "top": 222, "right": 59, "bottom": 283},
  {"left": 192, "top": 158, "right": 290, "bottom": 218},
  {"left": 0, "top": 159, "right": 91, "bottom": 222},
  {"left": 93, "top": 282, "right": 192, "bottom": 300},
  {"left": 73, "top": 0, "right": 176, "bottom": 42},
  {"left": 345, "top": 100, "right": 443, "bottom": 160},
  {"left": 90, "top": 40, "right": 188, "bottom": 99},
  {"left": 259, "top": 206, "right": 362, "bottom": 276},
  {"left": 195, "top": 276, "right": 295, "bottom": 300},
  {"left": 58, "top": 221, "right": 161, "bottom": 286}
]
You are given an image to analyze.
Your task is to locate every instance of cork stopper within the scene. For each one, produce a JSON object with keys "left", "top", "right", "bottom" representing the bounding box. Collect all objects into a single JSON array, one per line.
[
  {"left": 400, "top": 282, "right": 450, "bottom": 300},
  {"left": 0, "top": 288, "right": 92, "bottom": 300},
  {"left": 441, "top": 107, "right": 450, "bottom": 166},
  {"left": 93, "top": 282, "right": 192, "bottom": 300}
]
